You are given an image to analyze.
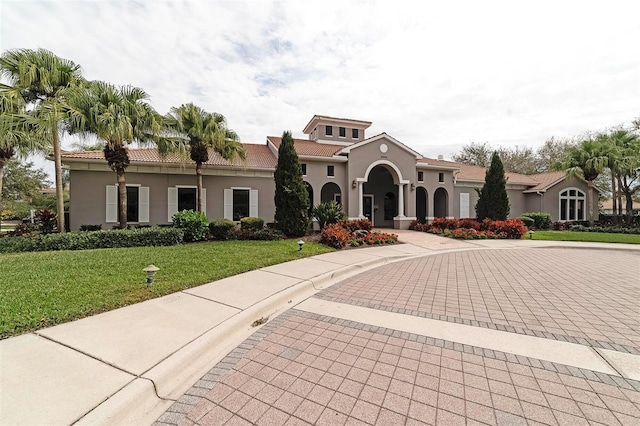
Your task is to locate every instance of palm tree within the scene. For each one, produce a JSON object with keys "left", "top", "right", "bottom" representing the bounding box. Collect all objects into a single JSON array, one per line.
[
  {"left": 608, "top": 129, "right": 640, "bottom": 223},
  {"left": 0, "top": 48, "right": 84, "bottom": 232},
  {"left": 564, "top": 138, "right": 609, "bottom": 225},
  {"left": 0, "top": 90, "right": 44, "bottom": 219},
  {"left": 65, "top": 81, "right": 166, "bottom": 228},
  {"left": 164, "top": 103, "right": 245, "bottom": 212}
]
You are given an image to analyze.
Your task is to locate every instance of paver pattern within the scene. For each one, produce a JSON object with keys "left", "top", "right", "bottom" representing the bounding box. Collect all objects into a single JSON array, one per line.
[
  {"left": 318, "top": 248, "right": 640, "bottom": 352},
  {"left": 157, "top": 311, "right": 640, "bottom": 426},
  {"left": 156, "top": 246, "right": 640, "bottom": 425}
]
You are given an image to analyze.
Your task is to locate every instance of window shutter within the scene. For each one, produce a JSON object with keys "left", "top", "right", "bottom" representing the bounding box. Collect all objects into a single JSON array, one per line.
[
  {"left": 201, "top": 188, "right": 207, "bottom": 216},
  {"left": 249, "top": 190, "right": 258, "bottom": 217},
  {"left": 139, "top": 187, "right": 150, "bottom": 223},
  {"left": 168, "top": 187, "right": 178, "bottom": 222},
  {"left": 460, "top": 193, "right": 470, "bottom": 219},
  {"left": 106, "top": 185, "right": 117, "bottom": 223},
  {"left": 224, "top": 189, "right": 233, "bottom": 220}
]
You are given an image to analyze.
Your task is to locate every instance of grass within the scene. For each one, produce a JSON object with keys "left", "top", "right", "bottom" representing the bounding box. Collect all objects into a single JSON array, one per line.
[
  {"left": 531, "top": 230, "right": 640, "bottom": 244},
  {"left": 0, "top": 240, "right": 333, "bottom": 339}
]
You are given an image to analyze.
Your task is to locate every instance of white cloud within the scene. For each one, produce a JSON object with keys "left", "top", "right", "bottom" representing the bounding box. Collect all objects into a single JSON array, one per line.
[{"left": 2, "top": 0, "right": 639, "bottom": 177}]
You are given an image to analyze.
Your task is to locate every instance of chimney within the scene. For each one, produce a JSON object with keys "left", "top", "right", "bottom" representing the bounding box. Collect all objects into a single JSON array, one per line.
[{"left": 437, "top": 155, "right": 444, "bottom": 160}]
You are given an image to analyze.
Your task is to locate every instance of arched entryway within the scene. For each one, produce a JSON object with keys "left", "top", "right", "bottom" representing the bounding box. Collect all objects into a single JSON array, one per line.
[
  {"left": 416, "top": 187, "right": 428, "bottom": 223},
  {"left": 321, "top": 182, "right": 342, "bottom": 205},
  {"left": 434, "top": 187, "right": 448, "bottom": 218},
  {"left": 362, "top": 166, "right": 398, "bottom": 227}
]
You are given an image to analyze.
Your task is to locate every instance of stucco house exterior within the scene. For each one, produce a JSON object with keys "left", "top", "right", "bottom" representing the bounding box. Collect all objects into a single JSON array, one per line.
[{"left": 60, "top": 115, "right": 597, "bottom": 231}]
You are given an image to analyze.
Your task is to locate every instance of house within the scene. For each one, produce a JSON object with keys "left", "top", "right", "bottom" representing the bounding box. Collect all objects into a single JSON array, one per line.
[{"left": 60, "top": 115, "right": 598, "bottom": 231}]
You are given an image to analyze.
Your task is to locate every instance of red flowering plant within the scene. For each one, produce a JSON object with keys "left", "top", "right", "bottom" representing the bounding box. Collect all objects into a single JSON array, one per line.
[{"left": 349, "top": 231, "right": 398, "bottom": 247}]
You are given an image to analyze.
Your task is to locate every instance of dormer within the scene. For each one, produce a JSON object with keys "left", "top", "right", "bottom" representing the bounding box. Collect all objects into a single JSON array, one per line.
[{"left": 302, "top": 115, "right": 372, "bottom": 146}]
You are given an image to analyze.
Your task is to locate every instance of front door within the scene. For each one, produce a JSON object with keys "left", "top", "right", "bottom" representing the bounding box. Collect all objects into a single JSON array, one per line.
[{"left": 363, "top": 194, "right": 373, "bottom": 225}]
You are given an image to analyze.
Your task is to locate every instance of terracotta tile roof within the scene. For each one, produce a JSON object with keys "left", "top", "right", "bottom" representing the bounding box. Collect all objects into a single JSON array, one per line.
[
  {"left": 60, "top": 144, "right": 277, "bottom": 169},
  {"left": 523, "top": 171, "right": 567, "bottom": 192},
  {"left": 443, "top": 162, "right": 540, "bottom": 186},
  {"left": 417, "top": 157, "right": 461, "bottom": 168},
  {"left": 267, "top": 136, "right": 345, "bottom": 157}
]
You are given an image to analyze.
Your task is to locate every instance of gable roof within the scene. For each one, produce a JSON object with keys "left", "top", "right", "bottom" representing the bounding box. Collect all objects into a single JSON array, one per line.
[
  {"left": 523, "top": 171, "right": 567, "bottom": 193},
  {"left": 449, "top": 162, "right": 540, "bottom": 186},
  {"left": 267, "top": 136, "right": 344, "bottom": 158},
  {"left": 60, "top": 144, "right": 278, "bottom": 169},
  {"left": 339, "top": 133, "right": 423, "bottom": 159}
]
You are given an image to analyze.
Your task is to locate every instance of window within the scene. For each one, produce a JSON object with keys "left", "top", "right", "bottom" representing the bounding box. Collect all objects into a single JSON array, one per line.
[
  {"left": 352, "top": 128, "right": 359, "bottom": 138},
  {"left": 224, "top": 188, "right": 258, "bottom": 221},
  {"left": 301, "top": 163, "right": 307, "bottom": 176},
  {"left": 233, "top": 189, "right": 250, "bottom": 221},
  {"left": 417, "top": 171, "right": 424, "bottom": 182},
  {"left": 167, "top": 186, "right": 205, "bottom": 221},
  {"left": 325, "top": 125, "right": 333, "bottom": 136},
  {"left": 559, "top": 188, "right": 585, "bottom": 221},
  {"left": 339, "top": 127, "right": 346, "bottom": 137},
  {"left": 177, "top": 187, "right": 196, "bottom": 211},
  {"left": 107, "top": 185, "right": 149, "bottom": 223},
  {"left": 438, "top": 172, "right": 445, "bottom": 183},
  {"left": 327, "top": 165, "right": 335, "bottom": 177}
]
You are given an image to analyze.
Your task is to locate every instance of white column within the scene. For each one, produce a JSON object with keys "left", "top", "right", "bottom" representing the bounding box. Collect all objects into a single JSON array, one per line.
[
  {"left": 397, "top": 184, "right": 405, "bottom": 217},
  {"left": 358, "top": 181, "right": 364, "bottom": 218}
]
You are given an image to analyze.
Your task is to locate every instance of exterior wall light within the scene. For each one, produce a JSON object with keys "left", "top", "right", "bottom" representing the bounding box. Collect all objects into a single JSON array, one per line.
[
  {"left": 352, "top": 180, "right": 357, "bottom": 189},
  {"left": 410, "top": 183, "right": 415, "bottom": 191},
  {"left": 298, "top": 240, "right": 305, "bottom": 251},
  {"left": 143, "top": 264, "right": 160, "bottom": 287}
]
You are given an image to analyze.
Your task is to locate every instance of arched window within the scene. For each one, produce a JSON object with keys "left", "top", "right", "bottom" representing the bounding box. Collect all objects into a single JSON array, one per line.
[{"left": 559, "top": 188, "right": 585, "bottom": 221}]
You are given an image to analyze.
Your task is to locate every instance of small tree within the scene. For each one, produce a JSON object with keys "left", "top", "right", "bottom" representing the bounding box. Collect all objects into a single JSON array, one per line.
[
  {"left": 476, "top": 151, "right": 510, "bottom": 221},
  {"left": 274, "top": 131, "right": 309, "bottom": 236}
]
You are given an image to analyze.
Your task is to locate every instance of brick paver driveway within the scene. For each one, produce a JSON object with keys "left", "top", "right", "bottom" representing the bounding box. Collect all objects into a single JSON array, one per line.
[{"left": 157, "top": 246, "right": 640, "bottom": 425}]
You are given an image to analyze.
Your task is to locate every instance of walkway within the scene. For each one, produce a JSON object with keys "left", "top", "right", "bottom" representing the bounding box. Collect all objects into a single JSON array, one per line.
[
  {"left": 1, "top": 232, "right": 639, "bottom": 425},
  {"left": 154, "top": 234, "right": 640, "bottom": 426}
]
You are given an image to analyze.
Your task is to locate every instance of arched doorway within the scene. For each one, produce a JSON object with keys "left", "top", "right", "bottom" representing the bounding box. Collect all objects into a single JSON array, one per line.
[
  {"left": 434, "top": 187, "right": 448, "bottom": 218},
  {"left": 363, "top": 166, "right": 397, "bottom": 227},
  {"left": 321, "top": 182, "right": 342, "bottom": 205},
  {"left": 416, "top": 187, "right": 428, "bottom": 223}
]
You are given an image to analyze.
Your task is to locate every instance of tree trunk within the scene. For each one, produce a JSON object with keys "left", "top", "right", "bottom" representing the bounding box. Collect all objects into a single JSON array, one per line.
[
  {"left": 53, "top": 130, "right": 66, "bottom": 232},
  {"left": 587, "top": 180, "right": 595, "bottom": 226},
  {"left": 117, "top": 169, "right": 127, "bottom": 229},
  {"left": 611, "top": 172, "right": 618, "bottom": 224},
  {"left": 617, "top": 175, "right": 624, "bottom": 216},
  {"left": 196, "top": 162, "right": 203, "bottom": 212},
  {"left": 0, "top": 159, "right": 5, "bottom": 221}
]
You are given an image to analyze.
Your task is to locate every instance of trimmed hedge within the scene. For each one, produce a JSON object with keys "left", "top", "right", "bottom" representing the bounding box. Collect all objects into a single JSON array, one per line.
[
  {"left": 209, "top": 218, "right": 237, "bottom": 240},
  {"left": 409, "top": 217, "right": 527, "bottom": 240},
  {"left": 240, "top": 217, "right": 265, "bottom": 231},
  {"left": 172, "top": 210, "right": 209, "bottom": 242},
  {"left": 522, "top": 212, "right": 551, "bottom": 230},
  {"left": 0, "top": 227, "right": 184, "bottom": 254}
]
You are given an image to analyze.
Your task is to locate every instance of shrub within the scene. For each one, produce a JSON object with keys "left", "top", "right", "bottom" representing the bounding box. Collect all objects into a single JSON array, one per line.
[
  {"left": 0, "top": 227, "right": 184, "bottom": 253},
  {"left": 35, "top": 209, "right": 57, "bottom": 234},
  {"left": 518, "top": 216, "right": 535, "bottom": 229},
  {"left": 79, "top": 224, "right": 102, "bottom": 232},
  {"left": 338, "top": 218, "right": 373, "bottom": 233},
  {"left": 349, "top": 231, "right": 398, "bottom": 247},
  {"left": 252, "top": 228, "right": 284, "bottom": 240},
  {"left": 553, "top": 221, "right": 572, "bottom": 230},
  {"left": 320, "top": 223, "right": 351, "bottom": 249},
  {"left": 209, "top": 218, "right": 236, "bottom": 240},
  {"left": 522, "top": 212, "right": 552, "bottom": 230},
  {"left": 458, "top": 218, "right": 480, "bottom": 230},
  {"left": 240, "top": 217, "right": 265, "bottom": 231},
  {"left": 172, "top": 210, "right": 209, "bottom": 242},
  {"left": 431, "top": 217, "right": 459, "bottom": 230},
  {"left": 312, "top": 201, "right": 347, "bottom": 229}
]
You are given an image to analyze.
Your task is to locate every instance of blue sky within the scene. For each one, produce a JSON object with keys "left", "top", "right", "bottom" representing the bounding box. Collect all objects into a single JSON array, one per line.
[{"left": 2, "top": 0, "right": 639, "bottom": 179}]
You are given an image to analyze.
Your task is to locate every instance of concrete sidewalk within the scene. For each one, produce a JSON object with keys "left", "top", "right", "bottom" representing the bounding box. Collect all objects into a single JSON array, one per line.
[
  {"left": 0, "top": 242, "right": 431, "bottom": 426},
  {"left": 1, "top": 234, "right": 639, "bottom": 425}
]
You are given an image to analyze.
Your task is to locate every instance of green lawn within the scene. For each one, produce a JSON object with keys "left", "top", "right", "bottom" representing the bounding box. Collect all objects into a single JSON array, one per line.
[
  {"left": 0, "top": 240, "right": 333, "bottom": 339},
  {"left": 531, "top": 230, "right": 640, "bottom": 244}
]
